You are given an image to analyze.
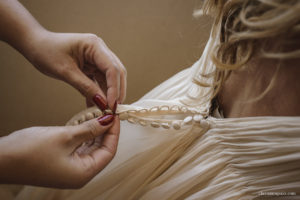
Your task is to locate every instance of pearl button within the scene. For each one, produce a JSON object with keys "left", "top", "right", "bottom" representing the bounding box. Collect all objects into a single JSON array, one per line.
[
  {"left": 159, "top": 106, "right": 169, "bottom": 111},
  {"left": 172, "top": 121, "right": 181, "bottom": 130},
  {"left": 86, "top": 112, "right": 94, "bottom": 120},
  {"left": 183, "top": 116, "right": 193, "bottom": 125},
  {"left": 94, "top": 109, "right": 102, "bottom": 117},
  {"left": 161, "top": 123, "right": 171, "bottom": 129},
  {"left": 127, "top": 118, "right": 135, "bottom": 124},
  {"left": 151, "top": 122, "right": 160, "bottom": 128},
  {"left": 150, "top": 106, "right": 159, "bottom": 112},
  {"left": 139, "top": 120, "right": 148, "bottom": 126},
  {"left": 193, "top": 115, "right": 203, "bottom": 122},
  {"left": 80, "top": 115, "right": 86, "bottom": 123},
  {"left": 200, "top": 119, "right": 209, "bottom": 129},
  {"left": 119, "top": 112, "right": 128, "bottom": 120}
]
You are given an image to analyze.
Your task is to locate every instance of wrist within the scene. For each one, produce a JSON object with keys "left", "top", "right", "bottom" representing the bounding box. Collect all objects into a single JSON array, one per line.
[{"left": 15, "top": 26, "right": 49, "bottom": 58}]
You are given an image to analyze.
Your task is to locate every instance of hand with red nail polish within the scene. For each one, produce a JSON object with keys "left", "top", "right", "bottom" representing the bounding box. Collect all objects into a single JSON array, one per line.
[
  {"left": 0, "top": 115, "right": 120, "bottom": 189},
  {"left": 25, "top": 31, "right": 127, "bottom": 110},
  {"left": 0, "top": 0, "right": 125, "bottom": 189},
  {"left": 0, "top": 0, "right": 127, "bottom": 110}
]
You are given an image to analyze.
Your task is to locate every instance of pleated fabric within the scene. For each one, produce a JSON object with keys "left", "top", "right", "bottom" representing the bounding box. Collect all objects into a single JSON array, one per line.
[{"left": 15, "top": 116, "right": 300, "bottom": 200}]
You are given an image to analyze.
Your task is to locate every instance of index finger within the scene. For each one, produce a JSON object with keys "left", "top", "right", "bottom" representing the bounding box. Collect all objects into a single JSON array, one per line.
[
  {"left": 91, "top": 38, "right": 120, "bottom": 109},
  {"left": 110, "top": 51, "right": 127, "bottom": 103}
]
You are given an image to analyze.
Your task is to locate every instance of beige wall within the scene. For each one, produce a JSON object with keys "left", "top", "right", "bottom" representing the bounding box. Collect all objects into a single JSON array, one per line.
[{"left": 0, "top": 0, "right": 212, "bottom": 135}]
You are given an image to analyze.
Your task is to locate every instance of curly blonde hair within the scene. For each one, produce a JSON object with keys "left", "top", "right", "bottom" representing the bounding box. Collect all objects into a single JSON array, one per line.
[{"left": 194, "top": 0, "right": 300, "bottom": 100}]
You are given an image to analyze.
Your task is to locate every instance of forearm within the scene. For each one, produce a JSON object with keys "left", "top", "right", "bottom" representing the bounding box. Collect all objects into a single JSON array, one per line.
[{"left": 0, "top": 0, "right": 46, "bottom": 53}]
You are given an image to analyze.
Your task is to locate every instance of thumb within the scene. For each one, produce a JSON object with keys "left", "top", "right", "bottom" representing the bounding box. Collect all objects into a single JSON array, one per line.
[{"left": 70, "top": 114, "right": 115, "bottom": 146}]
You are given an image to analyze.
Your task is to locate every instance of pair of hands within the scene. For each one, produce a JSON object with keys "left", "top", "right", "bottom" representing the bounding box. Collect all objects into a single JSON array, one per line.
[
  {"left": 0, "top": 0, "right": 127, "bottom": 188},
  {"left": 0, "top": 19, "right": 126, "bottom": 189},
  {"left": 0, "top": 30, "right": 126, "bottom": 188}
]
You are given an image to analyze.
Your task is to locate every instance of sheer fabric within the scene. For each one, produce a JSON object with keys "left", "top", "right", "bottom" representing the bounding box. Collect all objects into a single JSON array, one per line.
[{"left": 14, "top": 35, "right": 300, "bottom": 200}]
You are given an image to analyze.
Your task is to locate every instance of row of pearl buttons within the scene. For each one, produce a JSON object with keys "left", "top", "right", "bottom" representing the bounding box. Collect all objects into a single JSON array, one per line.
[
  {"left": 122, "top": 114, "right": 209, "bottom": 130},
  {"left": 70, "top": 106, "right": 210, "bottom": 130},
  {"left": 71, "top": 109, "right": 103, "bottom": 125}
]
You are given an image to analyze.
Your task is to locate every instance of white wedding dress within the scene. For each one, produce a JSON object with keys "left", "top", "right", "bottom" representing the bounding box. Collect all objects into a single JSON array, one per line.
[{"left": 13, "top": 34, "right": 300, "bottom": 200}]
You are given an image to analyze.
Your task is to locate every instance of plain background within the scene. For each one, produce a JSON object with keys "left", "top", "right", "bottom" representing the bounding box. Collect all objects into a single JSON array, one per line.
[{"left": 0, "top": 0, "right": 212, "bottom": 135}]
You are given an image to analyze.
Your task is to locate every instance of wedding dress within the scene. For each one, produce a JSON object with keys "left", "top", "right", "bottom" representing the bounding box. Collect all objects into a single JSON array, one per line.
[{"left": 14, "top": 34, "right": 300, "bottom": 200}]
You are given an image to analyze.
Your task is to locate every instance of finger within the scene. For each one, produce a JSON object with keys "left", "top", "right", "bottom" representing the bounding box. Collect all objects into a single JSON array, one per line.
[
  {"left": 90, "top": 115, "right": 120, "bottom": 172},
  {"left": 119, "top": 69, "right": 126, "bottom": 103},
  {"left": 94, "top": 71, "right": 107, "bottom": 95},
  {"left": 110, "top": 52, "right": 127, "bottom": 103},
  {"left": 108, "top": 51, "right": 126, "bottom": 102},
  {"left": 91, "top": 39, "right": 120, "bottom": 109},
  {"left": 65, "top": 67, "right": 108, "bottom": 111},
  {"left": 70, "top": 114, "right": 115, "bottom": 147},
  {"left": 85, "top": 75, "right": 97, "bottom": 107},
  {"left": 85, "top": 70, "right": 108, "bottom": 109}
]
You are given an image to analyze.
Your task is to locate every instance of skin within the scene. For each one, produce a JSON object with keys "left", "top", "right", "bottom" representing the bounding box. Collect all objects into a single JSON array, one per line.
[
  {"left": 0, "top": 117, "right": 120, "bottom": 189},
  {"left": 0, "top": 0, "right": 126, "bottom": 188},
  {"left": 218, "top": 56, "right": 300, "bottom": 118}
]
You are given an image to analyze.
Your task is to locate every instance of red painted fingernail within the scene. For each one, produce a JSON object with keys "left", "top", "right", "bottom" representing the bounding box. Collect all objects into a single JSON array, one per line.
[
  {"left": 97, "top": 114, "right": 114, "bottom": 126},
  {"left": 113, "top": 100, "right": 118, "bottom": 114},
  {"left": 93, "top": 94, "right": 107, "bottom": 111}
]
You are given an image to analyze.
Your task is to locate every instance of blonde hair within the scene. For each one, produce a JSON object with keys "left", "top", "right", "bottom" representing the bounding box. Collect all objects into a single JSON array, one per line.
[{"left": 195, "top": 0, "right": 300, "bottom": 100}]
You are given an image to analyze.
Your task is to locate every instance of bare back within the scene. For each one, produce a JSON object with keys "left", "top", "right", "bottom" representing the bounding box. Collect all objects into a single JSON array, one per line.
[{"left": 218, "top": 57, "right": 300, "bottom": 118}]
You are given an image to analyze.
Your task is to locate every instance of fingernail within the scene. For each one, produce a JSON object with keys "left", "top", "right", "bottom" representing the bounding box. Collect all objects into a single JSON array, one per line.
[
  {"left": 93, "top": 94, "right": 107, "bottom": 111},
  {"left": 97, "top": 114, "right": 114, "bottom": 126},
  {"left": 113, "top": 100, "right": 118, "bottom": 114}
]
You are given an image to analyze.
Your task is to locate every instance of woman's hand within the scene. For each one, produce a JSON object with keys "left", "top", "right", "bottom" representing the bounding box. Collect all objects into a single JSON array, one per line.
[
  {"left": 0, "top": 0, "right": 126, "bottom": 109},
  {"left": 0, "top": 0, "right": 123, "bottom": 188},
  {"left": 22, "top": 31, "right": 127, "bottom": 109},
  {"left": 0, "top": 115, "right": 119, "bottom": 189}
]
